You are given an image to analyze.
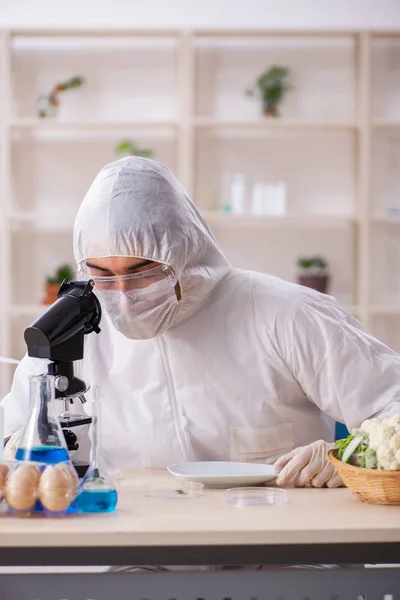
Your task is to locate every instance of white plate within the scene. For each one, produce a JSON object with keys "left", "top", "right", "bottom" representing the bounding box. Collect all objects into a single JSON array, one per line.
[{"left": 167, "top": 461, "right": 277, "bottom": 488}]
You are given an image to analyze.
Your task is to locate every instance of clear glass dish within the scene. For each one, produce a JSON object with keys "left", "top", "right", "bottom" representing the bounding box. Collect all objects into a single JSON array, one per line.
[
  {"left": 144, "top": 481, "right": 204, "bottom": 499},
  {"left": 225, "top": 486, "right": 288, "bottom": 507}
]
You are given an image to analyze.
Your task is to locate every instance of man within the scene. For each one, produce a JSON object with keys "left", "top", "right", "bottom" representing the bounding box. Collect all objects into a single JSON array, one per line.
[{"left": 3, "top": 157, "right": 400, "bottom": 488}]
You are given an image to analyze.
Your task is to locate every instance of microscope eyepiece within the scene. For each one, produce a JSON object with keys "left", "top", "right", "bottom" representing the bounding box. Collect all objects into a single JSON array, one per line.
[
  {"left": 24, "top": 279, "right": 101, "bottom": 362},
  {"left": 24, "top": 279, "right": 102, "bottom": 401}
]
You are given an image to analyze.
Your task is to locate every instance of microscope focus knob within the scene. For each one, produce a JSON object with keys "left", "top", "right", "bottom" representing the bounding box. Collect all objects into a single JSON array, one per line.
[{"left": 54, "top": 375, "right": 69, "bottom": 393}]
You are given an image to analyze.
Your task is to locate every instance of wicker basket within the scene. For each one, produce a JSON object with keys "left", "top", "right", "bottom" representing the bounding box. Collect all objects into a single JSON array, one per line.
[{"left": 328, "top": 449, "right": 400, "bottom": 505}]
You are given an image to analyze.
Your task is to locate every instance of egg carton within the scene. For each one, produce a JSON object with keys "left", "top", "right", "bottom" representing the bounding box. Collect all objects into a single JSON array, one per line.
[{"left": 0, "top": 461, "right": 78, "bottom": 518}]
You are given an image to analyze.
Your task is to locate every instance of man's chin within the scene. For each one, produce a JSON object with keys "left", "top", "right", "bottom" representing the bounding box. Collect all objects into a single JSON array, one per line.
[{"left": 111, "top": 320, "right": 158, "bottom": 341}]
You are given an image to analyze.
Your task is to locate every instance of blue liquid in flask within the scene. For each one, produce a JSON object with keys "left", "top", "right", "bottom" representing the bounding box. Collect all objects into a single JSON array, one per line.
[
  {"left": 76, "top": 489, "right": 118, "bottom": 513},
  {"left": 15, "top": 446, "right": 69, "bottom": 464}
]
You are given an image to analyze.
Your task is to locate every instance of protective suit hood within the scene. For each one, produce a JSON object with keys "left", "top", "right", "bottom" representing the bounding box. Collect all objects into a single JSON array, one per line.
[{"left": 73, "top": 157, "right": 231, "bottom": 332}]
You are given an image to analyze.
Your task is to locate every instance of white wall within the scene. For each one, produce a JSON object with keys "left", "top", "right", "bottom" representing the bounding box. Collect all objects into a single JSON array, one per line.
[{"left": 1, "top": 0, "right": 400, "bottom": 30}]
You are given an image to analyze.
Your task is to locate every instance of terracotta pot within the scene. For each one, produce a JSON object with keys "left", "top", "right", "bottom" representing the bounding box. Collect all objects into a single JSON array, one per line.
[
  {"left": 42, "top": 283, "right": 61, "bottom": 305},
  {"left": 263, "top": 104, "right": 279, "bottom": 117},
  {"left": 297, "top": 274, "right": 330, "bottom": 294}
]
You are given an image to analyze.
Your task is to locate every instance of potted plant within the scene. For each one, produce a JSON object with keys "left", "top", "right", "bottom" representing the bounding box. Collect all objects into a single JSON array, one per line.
[
  {"left": 37, "top": 76, "right": 85, "bottom": 119},
  {"left": 296, "top": 256, "right": 330, "bottom": 294},
  {"left": 43, "top": 264, "right": 75, "bottom": 305},
  {"left": 246, "top": 65, "right": 292, "bottom": 117},
  {"left": 115, "top": 139, "right": 153, "bottom": 158}
]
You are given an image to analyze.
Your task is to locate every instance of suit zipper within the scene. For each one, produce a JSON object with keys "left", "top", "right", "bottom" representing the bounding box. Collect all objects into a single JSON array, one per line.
[{"left": 157, "top": 337, "right": 190, "bottom": 462}]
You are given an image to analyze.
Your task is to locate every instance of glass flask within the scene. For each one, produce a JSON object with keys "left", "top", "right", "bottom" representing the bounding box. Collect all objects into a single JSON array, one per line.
[
  {"left": 76, "top": 387, "right": 118, "bottom": 513},
  {"left": 16, "top": 374, "right": 69, "bottom": 464}
]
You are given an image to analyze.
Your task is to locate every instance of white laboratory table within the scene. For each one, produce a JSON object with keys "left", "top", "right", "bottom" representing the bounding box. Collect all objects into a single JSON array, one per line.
[{"left": 1, "top": 469, "right": 400, "bottom": 599}]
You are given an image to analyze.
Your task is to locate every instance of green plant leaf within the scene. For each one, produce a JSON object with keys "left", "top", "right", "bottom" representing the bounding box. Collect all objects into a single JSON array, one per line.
[
  {"left": 64, "top": 76, "right": 84, "bottom": 89},
  {"left": 296, "top": 256, "right": 328, "bottom": 269},
  {"left": 115, "top": 139, "right": 135, "bottom": 153},
  {"left": 115, "top": 139, "right": 153, "bottom": 158},
  {"left": 335, "top": 434, "right": 355, "bottom": 461},
  {"left": 46, "top": 264, "right": 74, "bottom": 284},
  {"left": 313, "top": 256, "right": 328, "bottom": 269},
  {"left": 296, "top": 258, "right": 313, "bottom": 269}
]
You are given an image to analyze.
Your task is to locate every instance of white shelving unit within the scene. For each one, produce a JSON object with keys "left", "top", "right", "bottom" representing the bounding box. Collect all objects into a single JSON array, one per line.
[
  {"left": 193, "top": 118, "right": 358, "bottom": 130},
  {"left": 1, "top": 27, "right": 400, "bottom": 396}
]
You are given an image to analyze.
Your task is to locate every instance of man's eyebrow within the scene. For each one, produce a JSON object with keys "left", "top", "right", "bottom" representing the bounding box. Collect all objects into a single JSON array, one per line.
[
  {"left": 86, "top": 262, "right": 112, "bottom": 273},
  {"left": 86, "top": 259, "right": 154, "bottom": 273},
  {"left": 124, "top": 260, "right": 154, "bottom": 272}
]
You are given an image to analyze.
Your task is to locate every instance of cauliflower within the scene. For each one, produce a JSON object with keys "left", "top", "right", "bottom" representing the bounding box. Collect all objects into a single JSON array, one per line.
[
  {"left": 359, "top": 419, "right": 375, "bottom": 434},
  {"left": 360, "top": 416, "right": 400, "bottom": 470},
  {"left": 388, "top": 414, "right": 400, "bottom": 426}
]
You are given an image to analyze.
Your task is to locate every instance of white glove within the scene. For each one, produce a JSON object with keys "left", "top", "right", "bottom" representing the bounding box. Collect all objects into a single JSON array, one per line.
[
  {"left": 273, "top": 440, "right": 343, "bottom": 488},
  {"left": 3, "top": 429, "right": 23, "bottom": 461}
]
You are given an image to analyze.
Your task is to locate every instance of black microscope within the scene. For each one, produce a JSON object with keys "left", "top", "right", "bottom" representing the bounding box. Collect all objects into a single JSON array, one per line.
[{"left": 24, "top": 279, "right": 102, "bottom": 476}]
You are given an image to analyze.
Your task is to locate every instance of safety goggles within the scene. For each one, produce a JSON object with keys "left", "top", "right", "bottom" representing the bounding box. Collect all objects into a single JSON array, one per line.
[{"left": 78, "top": 262, "right": 177, "bottom": 293}]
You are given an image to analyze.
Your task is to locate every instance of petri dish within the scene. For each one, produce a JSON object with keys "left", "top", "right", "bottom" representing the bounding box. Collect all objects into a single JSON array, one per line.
[
  {"left": 144, "top": 481, "right": 204, "bottom": 499},
  {"left": 225, "top": 487, "right": 288, "bottom": 507}
]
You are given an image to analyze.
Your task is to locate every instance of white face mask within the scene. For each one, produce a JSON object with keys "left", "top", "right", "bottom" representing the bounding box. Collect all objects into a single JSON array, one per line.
[{"left": 96, "top": 277, "right": 180, "bottom": 340}]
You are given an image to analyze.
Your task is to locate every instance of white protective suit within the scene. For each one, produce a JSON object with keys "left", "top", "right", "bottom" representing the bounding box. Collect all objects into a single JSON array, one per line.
[{"left": 2, "top": 157, "right": 400, "bottom": 469}]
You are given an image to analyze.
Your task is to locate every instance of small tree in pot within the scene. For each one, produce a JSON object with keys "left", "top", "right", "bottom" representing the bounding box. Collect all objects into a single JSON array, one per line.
[
  {"left": 246, "top": 65, "right": 292, "bottom": 117},
  {"left": 296, "top": 256, "right": 330, "bottom": 294},
  {"left": 43, "top": 264, "right": 75, "bottom": 305}
]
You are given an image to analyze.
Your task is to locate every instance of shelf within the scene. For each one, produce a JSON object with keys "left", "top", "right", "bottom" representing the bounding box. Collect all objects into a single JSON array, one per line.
[
  {"left": 371, "top": 215, "right": 400, "bottom": 224},
  {"left": 12, "top": 210, "right": 357, "bottom": 231},
  {"left": 10, "top": 28, "right": 181, "bottom": 38},
  {"left": 201, "top": 211, "right": 356, "bottom": 228},
  {"left": 370, "top": 306, "right": 400, "bottom": 316},
  {"left": 192, "top": 29, "right": 361, "bottom": 38},
  {"left": 10, "top": 119, "right": 179, "bottom": 134},
  {"left": 369, "top": 30, "right": 400, "bottom": 38},
  {"left": 10, "top": 212, "right": 75, "bottom": 232},
  {"left": 372, "top": 120, "right": 400, "bottom": 130},
  {"left": 194, "top": 118, "right": 358, "bottom": 131},
  {"left": 13, "top": 118, "right": 358, "bottom": 132}
]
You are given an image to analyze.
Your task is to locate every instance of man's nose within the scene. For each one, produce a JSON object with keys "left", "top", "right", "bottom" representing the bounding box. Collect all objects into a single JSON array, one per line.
[{"left": 115, "top": 279, "right": 131, "bottom": 292}]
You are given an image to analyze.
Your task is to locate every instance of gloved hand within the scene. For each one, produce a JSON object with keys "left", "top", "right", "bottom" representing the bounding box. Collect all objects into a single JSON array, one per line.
[
  {"left": 273, "top": 440, "right": 343, "bottom": 488},
  {"left": 3, "top": 429, "right": 23, "bottom": 461}
]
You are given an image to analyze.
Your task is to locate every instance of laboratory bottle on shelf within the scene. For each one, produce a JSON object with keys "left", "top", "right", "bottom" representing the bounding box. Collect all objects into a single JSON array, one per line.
[
  {"left": 15, "top": 374, "right": 69, "bottom": 464},
  {"left": 230, "top": 174, "right": 246, "bottom": 214}
]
